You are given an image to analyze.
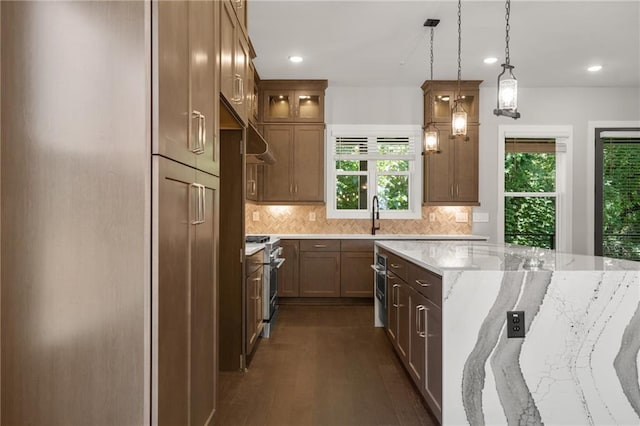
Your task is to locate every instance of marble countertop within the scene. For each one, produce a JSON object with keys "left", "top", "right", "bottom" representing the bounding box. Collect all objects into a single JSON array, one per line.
[
  {"left": 376, "top": 240, "right": 639, "bottom": 275},
  {"left": 273, "top": 233, "right": 488, "bottom": 241},
  {"left": 373, "top": 240, "right": 640, "bottom": 424}
]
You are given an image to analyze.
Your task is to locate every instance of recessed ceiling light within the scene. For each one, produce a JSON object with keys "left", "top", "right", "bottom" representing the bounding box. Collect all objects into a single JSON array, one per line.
[
  {"left": 587, "top": 64, "right": 602, "bottom": 72},
  {"left": 288, "top": 56, "right": 303, "bottom": 63},
  {"left": 484, "top": 57, "right": 498, "bottom": 64}
]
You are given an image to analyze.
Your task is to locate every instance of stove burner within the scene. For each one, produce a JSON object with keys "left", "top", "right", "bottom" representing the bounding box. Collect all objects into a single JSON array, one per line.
[{"left": 246, "top": 235, "right": 270, "bottom": 244}]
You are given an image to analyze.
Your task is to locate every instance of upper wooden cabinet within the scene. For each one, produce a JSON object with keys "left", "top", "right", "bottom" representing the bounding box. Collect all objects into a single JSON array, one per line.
[
  {"left": 260, "top": 80, "right": 328, "bottom": 123},
  {"left": 220, "top": 0, "right": 249, "bottom": 125},
  {"left": 227, "top": 0, "right": 247, "bottom": 35},
  {"left": 421, "top": 80, "right": 480, "bottom": 125},
  {"left": 155, "top": 0, "right": 220, "bottom": 176},
  {"left": 422, "top": 80, "right": 480, "bottom": 206},
  {"left": 262, "top": 124, "right": 325, "bottom": 203}
]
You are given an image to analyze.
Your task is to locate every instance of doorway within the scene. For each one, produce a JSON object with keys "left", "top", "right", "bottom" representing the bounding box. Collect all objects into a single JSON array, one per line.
[{"left": 594, "top": 128, "right": 640, "bottom": 260}]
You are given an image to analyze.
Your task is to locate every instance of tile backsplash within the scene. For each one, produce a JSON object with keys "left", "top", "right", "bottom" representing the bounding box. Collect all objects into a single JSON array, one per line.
[{"left": 245, "top": 204, "right": 472, "bottom": 235}]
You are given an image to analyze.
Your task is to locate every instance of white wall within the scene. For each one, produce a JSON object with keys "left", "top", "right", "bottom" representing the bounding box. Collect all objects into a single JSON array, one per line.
[{"left": 325, "top": 84, "right": 640, "bottom": 254}]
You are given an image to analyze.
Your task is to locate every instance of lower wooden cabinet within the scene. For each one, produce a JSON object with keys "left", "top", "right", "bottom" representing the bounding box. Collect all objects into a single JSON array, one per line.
[
  {"left": 340, "top": 239, "right": 375, "bottom": 297},
  {"left": 382, "top": 248, "right": 442, "bottom": 423},
  {"left": 281, "top": 239, "right": 374, "bottom": 299},
  {"left": 299, "top": 251, "right": 341, "bottom": 297},
  {"left": 278, "top": 240, "right": 300, "bottom": 297},
  {"left": 245, "top": 264, "right": 263, "bottom": 355},
  {"left": 424, "top": 300, "right": 442, "bottom": 420},
  {"left": 156, "top": 156, "right": 219, "bottom": 426}
]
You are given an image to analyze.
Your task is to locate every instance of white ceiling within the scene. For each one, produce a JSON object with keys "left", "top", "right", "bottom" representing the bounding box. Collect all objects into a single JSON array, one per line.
[{"left": 248, "top": 0, "right": 640, "bottom": 88}]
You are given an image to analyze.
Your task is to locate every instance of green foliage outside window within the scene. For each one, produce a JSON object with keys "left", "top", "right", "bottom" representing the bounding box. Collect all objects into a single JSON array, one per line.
[
  {"left": 504, "top": 152, "right": 556, "bottom": 249},
  {"left": 602, "top": 142, "right": 640, "bottom": 260}
]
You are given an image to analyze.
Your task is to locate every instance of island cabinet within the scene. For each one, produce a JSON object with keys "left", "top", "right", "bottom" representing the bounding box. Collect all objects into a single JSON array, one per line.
[
  {"left": 299, "top": 240, "right": 341, "bottom": 297},
  {"left": 278, "top": 240, "right": 300, "bottom": 297},
  {"left": 245, "top": 250, "right": 263, "bottom": 355},
  {"left": 155, "top": 0, "right": 220, "bottom": 176},
  {"left": 421, "top": 80, "right": 480, "bottom": 206},
  {"left": 220, "top": 0, "right": 250, "bottom": 124},
  {"left": 381, "top": 248, "right": 443, "bottom": 423},
  {"left": 261, "top": 124, "right": 325, "bottom": 203}
]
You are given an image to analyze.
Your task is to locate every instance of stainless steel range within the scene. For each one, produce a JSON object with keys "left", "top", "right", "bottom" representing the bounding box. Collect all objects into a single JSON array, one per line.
[{"left": 246, "top": 235, "right": 285, "bottom": 337}]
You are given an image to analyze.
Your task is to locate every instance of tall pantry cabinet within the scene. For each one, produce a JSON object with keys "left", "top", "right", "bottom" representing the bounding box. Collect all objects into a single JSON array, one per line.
[
  {"left": 153, "top": 1, "right": 220, "bottom": 426},
  {"left": 1, "top": 1, "right": 220, "bottom": 425}
]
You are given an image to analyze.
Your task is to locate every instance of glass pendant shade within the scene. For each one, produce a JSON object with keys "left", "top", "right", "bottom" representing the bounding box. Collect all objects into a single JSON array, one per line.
[
  {"left": 423, "top": 128, "right": 439, "bottom": 153},
  {"left": 498, "top": 71, "right": 518, "bottom": 110},
  {"left": 452, "top": 109, "right": 467, "bottom": 136}
]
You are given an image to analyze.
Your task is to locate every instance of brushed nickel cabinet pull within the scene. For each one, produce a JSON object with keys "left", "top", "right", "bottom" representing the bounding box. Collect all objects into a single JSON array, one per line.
[
  {"left": 415, "top": 279, "right": 431, "bottom": 287},
  {"left": 390, "top": 263, "right": 401, "bottom": 269},
  {"left": 313, "top": 244, "right": 327, "bottom": 248}
]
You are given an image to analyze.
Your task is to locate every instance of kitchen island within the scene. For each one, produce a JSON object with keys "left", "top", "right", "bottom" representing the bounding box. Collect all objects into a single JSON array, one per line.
[{"left": 375, "top": 240, "right": 640, "bottom": 425}]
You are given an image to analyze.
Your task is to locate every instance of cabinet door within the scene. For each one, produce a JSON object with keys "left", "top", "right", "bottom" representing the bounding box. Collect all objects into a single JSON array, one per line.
[
  {"left": 408, "top": 290, "right": 426, "bottom": 387},
  {"left": 157, "top": 157, "right": 195, "bottom": 426},
  {"left": 191, "top": 170, "right": 219, "bottom": 426},
  {"left": 425, "top": 301, "right": 442, "bottom": 421},
  {"left": 228, "top": 0, "right": 247, "bottom": 33},
  {"left": 235, "top": 32, "right": 250, "bottom": 124},
  {"left": 299, "top": 251, "right": 340, "bottom": 297},
  {"left": 219, "top": 1, "right": 236, "bottom": 106},
  {"left": 293, "top": 89, "right": 325, "bottom": 122},
  {"left": 156, "top": 158, "right": 218, "bottom": 426},
  {"left": 340, "top": 252, "right": 374, "bottom": 297},
  {"left": 278, "top": 240, "right": 300, "bottom": 297},
  {"left": 190, "top": 0, "right": 220, "bottom": 176},
  {"left": 246, "top": 163, "right": 258, "bottom": 201},
  {"left": 386, "top": 274, "right": 401, "bottom": 345},
  {"left": 293, "top": 124, "right": 325, "bottom": 202},
  {"left": 423, "top": 128, "right": 453, "bottom": 204},
  {"left": 263, "top": 89, "right": 294, "bottom": 122},
  {"left": 246, "top": 269, "right": 260, "bottom": 353},
  {"left": 454, "top": 126, "right": 479, "bottom": 203},
  {"left": 262, "top": 125, "right": 294, "bottom": 201},
  {"left": 397, "top": 283, "right": 410, "bottom": 362},
  {"left": 155, "top": 1, "right": 193, "bottom": 168}
]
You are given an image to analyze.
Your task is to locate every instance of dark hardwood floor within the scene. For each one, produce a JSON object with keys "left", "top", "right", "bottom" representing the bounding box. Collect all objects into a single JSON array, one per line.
[{"left": 215, "top": 305, "right": 436, "bottom": 426}]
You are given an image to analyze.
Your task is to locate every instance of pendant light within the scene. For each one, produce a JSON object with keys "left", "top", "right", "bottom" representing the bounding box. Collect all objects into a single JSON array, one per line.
[
  {"left": 423, "top": 19, "right": 440, "bottom": 154},
  {"left": 451, "top": 0, "right": 468, "bottom": 137},
  {"left": 493, "top": 0, "right": 521, "bottom": 119}
]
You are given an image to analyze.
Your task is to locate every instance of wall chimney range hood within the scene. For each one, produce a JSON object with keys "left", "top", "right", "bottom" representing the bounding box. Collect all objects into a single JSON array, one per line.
[{"left": 247, "top": 123, "right": 276, "bottom": 165}]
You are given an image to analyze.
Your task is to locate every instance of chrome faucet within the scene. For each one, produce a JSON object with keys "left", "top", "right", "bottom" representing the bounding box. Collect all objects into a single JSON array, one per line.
[{"left": 371, "top": 195, "right": 380, "bottom": 235}]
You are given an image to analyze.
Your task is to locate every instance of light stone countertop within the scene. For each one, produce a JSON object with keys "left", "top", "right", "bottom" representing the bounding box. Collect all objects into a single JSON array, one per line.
[
  {"left": 376, "top": 240, "right": 639, "bottom": 275},
  {"left": 245, "top": 243, "right": 265, "bottom": 256},
  {"left": 373, "top": 240, "right": 640, "bottom": 425},
  {"left": 273, "top": 234, "right": 488, "bottom": 241}
]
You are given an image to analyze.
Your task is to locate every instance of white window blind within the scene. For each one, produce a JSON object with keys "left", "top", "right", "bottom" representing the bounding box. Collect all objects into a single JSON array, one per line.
[{"left": 334, "top": 135, "right": 417, "bottom": 160}]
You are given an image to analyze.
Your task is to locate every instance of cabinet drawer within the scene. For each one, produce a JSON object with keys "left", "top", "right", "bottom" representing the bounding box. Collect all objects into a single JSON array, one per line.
[
  {"left": 340, "top": 239, "right": 374, "bottom": 252},
  {"left": 386, "top": 252, "right": 409, "bottom": 282},
  {"left": 409, "top": 264, "right": 442, "bottom": 307},
  {"left": 245, "top": 250, "right": 264, "bottom": 276},
  {"left": 300, "top": 239, "right": 341, "bottom": 252}
]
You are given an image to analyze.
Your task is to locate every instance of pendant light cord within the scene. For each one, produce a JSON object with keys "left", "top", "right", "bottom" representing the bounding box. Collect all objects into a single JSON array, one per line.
[
  {"left": 429, "top": 28, "right": 434, "bottom": 81},
  {"left": 505, "top": 0, "right": 511, "bottom": 65},
  {"left": 456, "top": 0, "right": 462, "bottom": 99}
]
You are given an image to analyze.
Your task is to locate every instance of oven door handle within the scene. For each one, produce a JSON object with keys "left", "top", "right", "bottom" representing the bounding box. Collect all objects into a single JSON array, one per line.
[
  {"left": 371, "top": 264, "right": 385, "bottom": 273},
  {"left": 273, "top": 258, "right": 286, "bottom": 269}
]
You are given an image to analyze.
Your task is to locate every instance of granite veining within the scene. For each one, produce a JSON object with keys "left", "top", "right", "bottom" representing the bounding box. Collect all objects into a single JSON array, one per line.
[{"left": 375, "top": 241, "right": 640, "bottom": 425}]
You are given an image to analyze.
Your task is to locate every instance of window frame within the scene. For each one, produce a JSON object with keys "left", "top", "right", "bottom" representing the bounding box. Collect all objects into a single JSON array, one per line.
[
  {"left": 497, "top": 125, "right": 573, "bottom": 252},
  {"left": 326, "top": 125, "right": 423, "bottom": 219}
]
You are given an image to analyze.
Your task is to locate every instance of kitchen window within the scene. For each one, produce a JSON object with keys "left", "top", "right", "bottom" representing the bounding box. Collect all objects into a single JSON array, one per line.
[
  {"left": 326, "top": 125, "right": 422, "bottom": 219},
  {"left": 497, "top": 125, "right": 573, "bottom": 252}
]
